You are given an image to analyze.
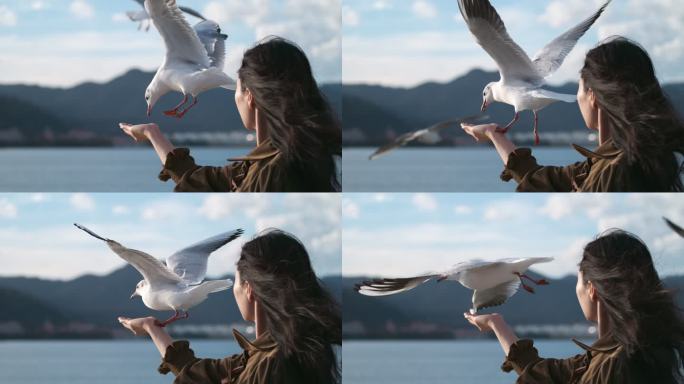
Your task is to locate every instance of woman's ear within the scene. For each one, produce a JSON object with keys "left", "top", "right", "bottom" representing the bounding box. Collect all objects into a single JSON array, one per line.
[
  {"left": 588, "top": 88, "right": 597, "bottom": 109},
  {"left": 245, "top": 281, "right": 255, "bottom": 303},
  {"left": 588, "top": 281, "right": 598, "bottom": 302},
  {"left": 245, "top": 88, "right": 255, "bottom": 110}
]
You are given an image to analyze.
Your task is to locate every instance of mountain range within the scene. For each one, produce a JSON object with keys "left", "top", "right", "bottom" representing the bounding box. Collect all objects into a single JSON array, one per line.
[
  {"left": 0, "top": 69, "right": 341, "bottom": 144},
  {"left": 343, "top": 69, "right": 684, "bottom": 145}
]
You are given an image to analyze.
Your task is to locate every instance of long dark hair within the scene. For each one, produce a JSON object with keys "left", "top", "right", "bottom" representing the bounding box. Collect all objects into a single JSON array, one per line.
[
  {"left": 238, "top": 36, "right": 341, "bottom": 191},
  {"left": 580, "top": 36, "right": 684, "bottom": 191},
  {"left": 236, "top": 229, "right": 341, "bottom": 383},
  {"left": 579, "top": 229, "right": 684, "bottom": 382}
]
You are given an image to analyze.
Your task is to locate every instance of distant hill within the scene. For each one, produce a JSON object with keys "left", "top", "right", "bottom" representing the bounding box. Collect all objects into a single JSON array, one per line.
[
  {"left": 0, "top": 69, "right": 341, "bottom": 141},
  {"left": 343, "top": 69, "right": 684, "bottom": 145},
  {"left": 0, "top": 287, "right": 69, "bottom": 327},
  {"left": 0, "top": 265, "right": 341, "bottom": 329},
  {"left": 343, "top": 274, "right": 684, "bottom": 337}
]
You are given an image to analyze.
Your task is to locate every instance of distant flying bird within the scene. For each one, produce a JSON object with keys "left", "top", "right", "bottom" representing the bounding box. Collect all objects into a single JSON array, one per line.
[
  {"left": 126, "top": 0, "right": 206, "bottom": 32},
  {"left": 664, "top": 217, "right": 684, "bottom": 238},
  {"left": 74, "top": 223, "right": 243, "bottom": 327},
  {"left": 356, "top": 257, "right": 553, "bottom": 314},
  {"left": 369, "top": 114, "right": 489, "bottom": 160},
  {"left": 144, "top": 0, "right": 236, "bottom": 118},
  {"left": 457, "top": 0, "right": 611, "bottom": 144}
]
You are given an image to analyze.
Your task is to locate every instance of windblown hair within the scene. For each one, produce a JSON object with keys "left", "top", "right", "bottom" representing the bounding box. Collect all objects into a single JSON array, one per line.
[
  {"left": 238, "top": 36, "right": 341, "bottom": 191},
  {"left": 580, "top": 36, "right": 684, "bottom": 191},
  {"left": 236, "top": 229, "right": 341, "bottom": 383},
  {"left": 579, "top": 229, "right": 684, "bottom": 382}
]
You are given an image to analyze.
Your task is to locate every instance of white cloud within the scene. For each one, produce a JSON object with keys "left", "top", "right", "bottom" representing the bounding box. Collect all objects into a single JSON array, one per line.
[
  {"left": 199, "top": 195, "right": 269, "bottom": 220},
  {"left": 111, "top": 13, "right": 130, "bottom": 23},
  {"left": 70, "top": 193, "right": 95, "bottom": 211},
  {"left": 0, "top": 199, "right": 18, "bottom": 218},
  {"left": 342, "top": 5, "right": 360, "bottom": 27},
  {"left": 454, "top": 205, "right": 472, "bottom": 215},
  {"left": 30, "top": 193, "right": 48, "bottom": 203},
  {"left": 342, "top": 198, "right": 360, "bottom": 219},
  {"left": 0, "top": 5, "right": 17, "bottom": 27},
  {"left": 412, "top": 0, "right": 437, "bottom": 19},
  {"left": 112, "top": 205, "right": 130, "bottom": 215},
  {"left": 31, "top": 1, "right": 48, "bottom": 11},
  {"left": 69, "top": 0, "right": 94, "bottom": 19},
  {"left": 412, "top": 193, "right": 437, "bottom": 211},
  {"left": 141, "top": 199, "right": 192, "bottom": 221},
  {"left": 372, "top": 1, "right": 392, "bottom": 10}
]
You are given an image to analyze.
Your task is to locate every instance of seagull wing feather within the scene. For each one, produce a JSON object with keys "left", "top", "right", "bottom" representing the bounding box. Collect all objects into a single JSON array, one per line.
[
  {"left": 355, "top": 275, "right": 439, "bottom": 296},
  {"left": 472, "top": 278, "right": 521, "bottom": 311}
]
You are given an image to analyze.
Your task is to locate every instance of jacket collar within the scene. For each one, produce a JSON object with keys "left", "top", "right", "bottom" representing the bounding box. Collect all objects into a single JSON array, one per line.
[
  {"left": 572, "top": 139, "right": 622, "bottom": 160},
  {"left": 232, "top": 329, "right": 278, "bottom": 352},
  {"left": 572, "top": 335, "right": 621, "bottom": 354},
  {"left": 228, "top": 138, "right": 280, "bottom": 162}
]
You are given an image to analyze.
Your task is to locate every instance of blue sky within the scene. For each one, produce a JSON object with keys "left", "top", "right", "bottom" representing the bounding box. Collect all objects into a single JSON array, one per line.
[
  {"left": 0, "top": 193, "right": 340, "bottom": 279},
  {"left": 343, "top": 194, "right": 684, "bottom": 278},
  {"left": 0, "top": 0, "right": 340, "bottom": 87},
  {"left": 343, "top": 0, "right": 684, "bottom": 86}
]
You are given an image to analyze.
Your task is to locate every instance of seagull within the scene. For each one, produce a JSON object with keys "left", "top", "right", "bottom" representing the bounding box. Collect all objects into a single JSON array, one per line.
[
  {"left": 664, "top": 217, "right": 684, "bottom": 238},
  {"left": 125, "top": 0, "right": 206, "bottom": 32},
  {"left": 74, "top": 223, "right": 243, "bottom": 327},
  {"left": 457, "top": 0, "right": 611, "bottom": 144},
  {"left": 355, "top": 257, "right": 553, "bottom": 314},
  {"left": 144, "top": 0, "right": 236, "bottom": 118},
  {"left": 369, "top": 114, "right": 489, "bottom": 160}
]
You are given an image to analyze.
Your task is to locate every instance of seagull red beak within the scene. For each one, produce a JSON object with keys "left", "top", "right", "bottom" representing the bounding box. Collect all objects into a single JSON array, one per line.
[
  {"left": 146, "top": 105, "right": 152, "bottom": 117},
  {"left": 481, "top": 100, "right": 487, "bottom": 112},
  {"left": 130, "top": 291, "right": 137, "bottom": 299}
]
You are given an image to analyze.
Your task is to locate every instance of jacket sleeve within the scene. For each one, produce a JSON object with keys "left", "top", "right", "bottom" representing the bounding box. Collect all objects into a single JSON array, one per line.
[
  {"left": 158, "top": 340, "right": 245, "bottom": 384},
  {"left": 158, "top": 148, "right": 239, "bottom": 192},
  {"left": 501, "top": 148, "right": 588, "bottom": 192},
  {"left": 502, "top": 339, "right": 587, "bottom": 384}
]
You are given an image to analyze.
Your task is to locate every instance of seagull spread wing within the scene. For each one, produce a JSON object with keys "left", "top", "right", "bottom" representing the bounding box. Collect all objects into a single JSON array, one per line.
[
  {"left": 368, "top": 114, "right": 489, "bottom": 160},
  {"left": 194, "top": 20, "right": 228, "bottom": 69},
  {"left": 355, "top": 274, "right": 439, "bottom": 296},
  {"left": 166, "top": 229, "right": 244, "bottom": 285},
  {"left": 458, "top": 0, "right": 542, "bottom": 85},
  {"left": 108, "top": 242, "right": 184, "bottom": 286},
  {"left": 472, "top": 278, "right": 520, "bottom": 311},
  {"left": 145, "top": 0, "right": 210, "bottom": 67},
  {"left": 664, "top": 217, "right": 684, "bottom": 238},
  {"left": 532, "top": 0, "right": 611, "bottom": 78},
  {"left": 179, "top": 5, "right": 206, "bottom": 21}
]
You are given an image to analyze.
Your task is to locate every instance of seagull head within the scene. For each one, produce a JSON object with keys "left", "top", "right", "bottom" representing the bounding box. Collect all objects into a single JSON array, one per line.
[
  {"left": 144, "top": 87, "right": 157, "bottom": 116},
  {"left": 481, "top": 83, "right": 496, "bottom": 112},
  {"left": 130, "top": 280, "right": 146, "bottom": 299}
]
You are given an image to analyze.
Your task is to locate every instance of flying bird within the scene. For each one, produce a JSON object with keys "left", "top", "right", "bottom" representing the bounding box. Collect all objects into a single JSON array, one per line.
[
  {"left": 457, "top": 0, "right": 611, "bottom": 144},
  {"left": 356, "top": 257, "right": 553, "bottom": 314},
  {"left": 369, "top": 114, "right": 489, "bottom": 160},
  {"left": 664, "top": 217, "right": 684, "bottom": 238},
  {"left": 125, "top": 0, "right": 206, "bottom": 32},
  {"left": 74, "top": 223, "right": 243, "bottom": 327},
  {"left": 144, "top": 0, "right": 236, "bottom": 118}
]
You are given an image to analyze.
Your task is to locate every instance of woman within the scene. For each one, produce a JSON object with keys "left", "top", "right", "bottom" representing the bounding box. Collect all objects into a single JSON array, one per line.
[
  {"left": 118, "top": 229, "right": 342, "bottom": 384},
  {"left": 120, "top": 37, "right": 341, "bottom": 192},
  {"left": 462, "top": 37, "right": 684, "bottom": 192},
  {"left": 465, "top": 230, "right": 684, "bottom": 383}
]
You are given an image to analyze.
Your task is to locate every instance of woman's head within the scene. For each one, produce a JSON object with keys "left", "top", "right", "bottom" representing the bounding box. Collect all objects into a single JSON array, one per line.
[
  {"left": 235, "top": 37, "right": 341, "bottom": 190},
  {"left": 234, "top": 229, "right": 341, "bottom": 382},
  {"left": 579, "top": 37, "right": 684, "bottom": 190},
  {"left": 577, "top": 229, "right": 684, "bottom": 380}
]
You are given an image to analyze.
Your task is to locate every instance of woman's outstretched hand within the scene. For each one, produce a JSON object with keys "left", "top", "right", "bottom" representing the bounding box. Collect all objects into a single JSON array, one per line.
[
  {"left": 464, "top": 312, "right": 503, "bottom": 332},
  {"left": 119, "top": 122, "right": 159, "bottom": 142},
  {"left": 118, "top": 316, "right": 158, "bottom": 336},
  {"left": 461, "top": 122, "right": 498, "bottom": 142}
]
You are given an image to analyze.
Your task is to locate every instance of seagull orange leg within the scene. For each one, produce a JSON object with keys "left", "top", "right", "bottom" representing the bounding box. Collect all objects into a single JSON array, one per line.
[
  {"left": 496, "top": 112, "right": 519, "bottom": 134},
  {"left": 164, "top": 95, "right": 189, "bottom": 117},
  {"left": 514, "top": 272, "right": 536, "bottom": 293},
  {"left": 174, "top": 96, "right": 199, "bottom": 119},
  {"left": 155, "top": 310, "right": 189, "bottom": 327}
]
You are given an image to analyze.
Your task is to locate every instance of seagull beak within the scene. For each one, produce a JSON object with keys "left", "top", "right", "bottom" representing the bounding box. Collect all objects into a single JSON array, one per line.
[
  {"left": 130, "top": 291, "right": 137, "bottom": 299},
  {"left": 480, "top": 100, "right": 487, "bottom": 112},
  {"left": 146, "top": 105, "right": 152, "bottom": 117}
]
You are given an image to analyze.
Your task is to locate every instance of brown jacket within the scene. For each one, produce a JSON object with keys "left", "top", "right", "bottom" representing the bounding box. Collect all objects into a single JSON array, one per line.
[
  {"left": 501, "top": 139, "right": 661, "bottom": 192},
  {"left": 158, "top": 330, "right": 302, "bottom": 384},
  {"left": 502, "top": 337, "right": 651, "bottom": 383},
  {"left": 159, "top": 139, "right": 336, "bottom": 192}
]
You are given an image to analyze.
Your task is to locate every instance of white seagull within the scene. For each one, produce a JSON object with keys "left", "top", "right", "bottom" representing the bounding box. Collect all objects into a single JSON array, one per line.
[
  {"left": 356, "top": 257, "right": 553, "bottom": 314},
  {"left": 74, "top": 223, "right": 243, "bottom": 327},
  {"left": 369, "top": 114, "right": 489, "bottom": 160},
  {"left": 458, "top": 0, "right": 611, "bottom": 144},
  {"left": 125, "top": 0, "right": 206, "bottom": 32},
  {"left": 144, "top": 0, "right": 237, "bottom": 118}
]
